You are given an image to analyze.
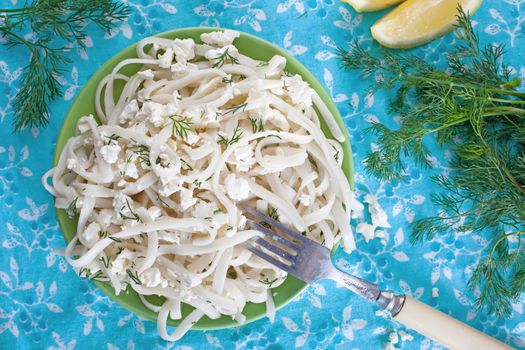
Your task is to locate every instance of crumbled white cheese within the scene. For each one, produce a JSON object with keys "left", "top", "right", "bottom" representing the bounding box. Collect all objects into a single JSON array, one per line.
[
  {"left": 229, "top": 142, "right": 256, "bottom": 172},
  {"left": 112, "top": 193, "right": 132, "bottom": 219},
  {"left": 118, "top": 161, "right": 139, "bottom": 179},
  {"left": 356, "top": 223, "right": 377, "bottom": 243},
  {"left": 66, "top": 158, "right": 78, "bottom": 170},
  {"left": 432, "top": 287, "right": 439, "bottom": 298},
  {"left": 224, "top": 174, "right": 250, "bottom": 201},
  {"left": 140, "top": 101, "right": 166, "bottom": 127},
  {"left": 200, "top": 30, "right": 240, "bottom": 47},
  {"left": 77, "top": 116, "right": 92, "bottom": 134},
  {"left": 158, "top": 47, "right": 174, "bottom": 68},
  {"left": 246, "top": 89, "right": 270, "bottom": 111},
  {"left": 138, "top": 69, "right": 154, "bottom": 80},
  {"left": 172, "top": 38, "right": 195, "bottom": 64},
  {"left": 364, "top": 194, "right": 391, "bottom": 228},
  {"left": 97, "top": 209, "right": 114, "bottom": 227},
  {"left": 179, "top": 187, "right": 197, "bottom": 211},
  {"left": 283, "top": 74, "right": 313, "bottom": 108},
  {"left": 81, "top": 222, "right": 100, "bottom": 248},
  {"left": 183, "top": 105, "right": 220, "bottom": 127},
  {"left": 147, "top": 206, "right": 161, "bottom": 221},
  {"left": 170, "top": 62, "right": 198, "bottom": 78},
  {"left": 109, "top": 248, "right": 134, "bottom": 276},
  {"left": 140, "top": 267, "right": 168, "bottom": 288},
  {"left": 205, "top": 45, "right": 239, "bottom": 64},
  {"left": 158, "top": 175, "right": 184, "bottom": 197},
  {"left": 100, "top": 144, "right": 121, "bottom": 164},
  {"left": 193, "top": 201, "right": 227, "bottom": 229},
  {"left": 119, "top": 99, "right": 139, "bottom": 124}
]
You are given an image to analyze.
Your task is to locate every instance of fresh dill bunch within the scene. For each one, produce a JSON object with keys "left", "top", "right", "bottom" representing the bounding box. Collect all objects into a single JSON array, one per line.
[
  {"left": 0, "top": 0, "right": 129, "bottom": 131},
  {"left": 339, "top": 7, "right": 525, "bottom": 317}
]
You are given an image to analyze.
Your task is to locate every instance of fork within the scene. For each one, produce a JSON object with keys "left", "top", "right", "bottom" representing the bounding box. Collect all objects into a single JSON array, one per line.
[{"left": 240, "top": 205, "right": 512, "bottom": 350}]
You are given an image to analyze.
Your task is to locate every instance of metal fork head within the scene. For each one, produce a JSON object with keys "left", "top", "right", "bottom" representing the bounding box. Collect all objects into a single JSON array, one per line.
[{"left": 240, "top": 205, "right": 333, "bottom": 284}]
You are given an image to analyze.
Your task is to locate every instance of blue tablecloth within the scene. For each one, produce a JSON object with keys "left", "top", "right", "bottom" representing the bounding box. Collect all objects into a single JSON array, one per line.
[{"left": 1, "top": 0, "right": 524, "bottom": 349}]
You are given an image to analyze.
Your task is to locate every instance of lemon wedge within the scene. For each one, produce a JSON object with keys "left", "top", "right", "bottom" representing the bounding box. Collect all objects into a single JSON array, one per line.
[
  {"left": 342, "top": 0, "right": 405, "bottom": 12},
  {"left": 371, "top": 0, "right": 483, "bottom": 49}
]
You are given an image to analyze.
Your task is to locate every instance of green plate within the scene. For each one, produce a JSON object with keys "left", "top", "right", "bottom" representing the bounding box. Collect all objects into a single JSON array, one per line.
[{"left": 54, "top": 27, "right": 354, "bottom": 330}]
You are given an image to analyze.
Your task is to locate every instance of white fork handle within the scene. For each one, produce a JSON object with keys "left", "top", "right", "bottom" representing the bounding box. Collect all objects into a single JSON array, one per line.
[{"left": 394, "top": 296, "right": 513, "bottom": 350}]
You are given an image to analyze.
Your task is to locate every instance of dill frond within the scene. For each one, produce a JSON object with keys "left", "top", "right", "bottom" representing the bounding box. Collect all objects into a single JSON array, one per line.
[
  {"left": 339, "top": 6, "right": 525, "bottom": 316},
  {"left": 168, "top": 115, "right": 192, "bottom": 139},
  {"left": 217, "top": 123, "right": 243, "bottom": 149},
  {"left": 0, "top": 0, "right": 129, "bottom": 130}
]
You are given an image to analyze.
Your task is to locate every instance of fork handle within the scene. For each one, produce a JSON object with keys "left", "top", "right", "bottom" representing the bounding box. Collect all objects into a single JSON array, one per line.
[{"left": 394, "top": 296, "right": 513, "bottom": 350}]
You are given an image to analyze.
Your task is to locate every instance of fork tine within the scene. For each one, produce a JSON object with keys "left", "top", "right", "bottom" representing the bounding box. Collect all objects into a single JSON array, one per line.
[
  {"left": 242, "top": 242, "right": 294, "bottom": 273},
  {"left": 254, "top": 238, "right": 296, "bottom": 262},
  {"left": 240, "top": 204, "right": 311, "bottom": 244},
  {"left": 246, "top": 219, "right": 301, "bottom": 250}
]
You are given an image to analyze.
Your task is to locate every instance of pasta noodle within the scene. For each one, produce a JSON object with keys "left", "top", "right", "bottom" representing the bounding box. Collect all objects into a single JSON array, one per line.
[{"left": 43, "top": 30, "right": 359, "bottom": 341}]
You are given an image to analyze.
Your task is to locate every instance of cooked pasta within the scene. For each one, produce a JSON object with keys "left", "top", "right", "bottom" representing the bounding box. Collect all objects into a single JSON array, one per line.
[{"left": 43, "top": 30, "right": 359, "bottom": 341}]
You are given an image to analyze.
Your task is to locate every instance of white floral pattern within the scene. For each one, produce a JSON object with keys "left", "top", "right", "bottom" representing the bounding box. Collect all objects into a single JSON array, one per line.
[{"left": 0, "top": 0, "right": 524, "bottom": 348}]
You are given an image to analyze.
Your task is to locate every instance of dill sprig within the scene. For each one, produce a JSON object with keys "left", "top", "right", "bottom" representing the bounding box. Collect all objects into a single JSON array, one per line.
[
  {"left": 129, "top": 144, "right": 151, "bottom": 166},
  {"left": 0, "top": 0, "right": 129, "bottom": 131},
  {"left": 180, "top": 158, "right": 193, "bottom": 171},
  {"left": 339, "top": 7, "right": 525, "bottom": 317},
  {"left": 66, "top": 197, "right": 78, "bottom": 217},
  {"left": 211, "top": 48, "right": 239, "bottom": 68},
  {"left": 217, "top": 123, "right": 243, "bottom": 149},
  {"left": 119, "top": 199, "right": 142, "bottom": 223},
  {"left": 126, "top": 268, "right": 142, "bottom": 285},
  {"left": 259, "top": 277, "right": 278, "bottom": 287},
  {"left": 222, "top": 103, "right": 248, "bottom": 116},
  {"left": 248, "top": 117, "right": 264, "bottom": 133},
  {"left": 168, "top": 115, "right": 192, "bottom": 139}
]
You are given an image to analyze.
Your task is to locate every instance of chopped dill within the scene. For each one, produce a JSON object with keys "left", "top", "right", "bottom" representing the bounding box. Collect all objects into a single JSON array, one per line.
[
  {"left": 126, "top": 268, "right": 142, "bottom": 285},
  {"left": 248, "top": 117, "right": 265, "bottom": 133},
  {"left": 259, "top": 277, "right": 278, "bottom": 287},
  {"left": 222, "top": 103, "right": 248, "bottom": 116},
  {"left": 211, "top": 48, "right": 239, "bottom": 68},
  {"left": 129, "top": 144, "right": 151, "bottom": 166},
  {"left": 217, "top": 123, "right": 243, "bottom": 149},
  {"left": 168, "top": 115, "right": 192, "bottom": 139},
  {"left": 66, "top": 197, "right": 78, "bottom": 218},
  {"left": 119, "top": 199, "right": 142, "bottom": 223},
  {"left": 180, "top": 158, "right": 193, "bottom": 171}
]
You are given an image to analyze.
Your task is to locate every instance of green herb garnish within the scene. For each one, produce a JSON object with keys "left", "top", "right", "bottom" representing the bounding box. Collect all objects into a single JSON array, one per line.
[
  {"left": 0, "top": 0, "right": 129, "bottom": 131},
  {"left": 248, "top": 117, "right": 264, "bottom": 133},
  {"left": 119, "top": 199, "right": 142, "bottom": 223},
  {"left": 66, "top": 197, "right": 78, "bottom": 218},
  {"left": 168, "top": 115, "right": 192, "bottom": 139},
  {"left": 129, "top": 144, "right": 151, "bottom": 166},
  {"left": 339, "top": 7, "right": 525, "bottom": 317},
  {"left": 126, "top": 268, "right": 142, "bottom": 285},
  {"left": 217, "top": 123, "right": 243, "bottom": 149},
  {"left": 180, "top": 158, "right": 193, "bottom": 171},
  {"left": 259, "top": 277, "right": 278, "bottom": 287},
  {"left": 222, "top": 103, "right": 248, "bottom": 116},
  {"left": 211, "top": 48, "right": 239, "bottom": 68}
]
